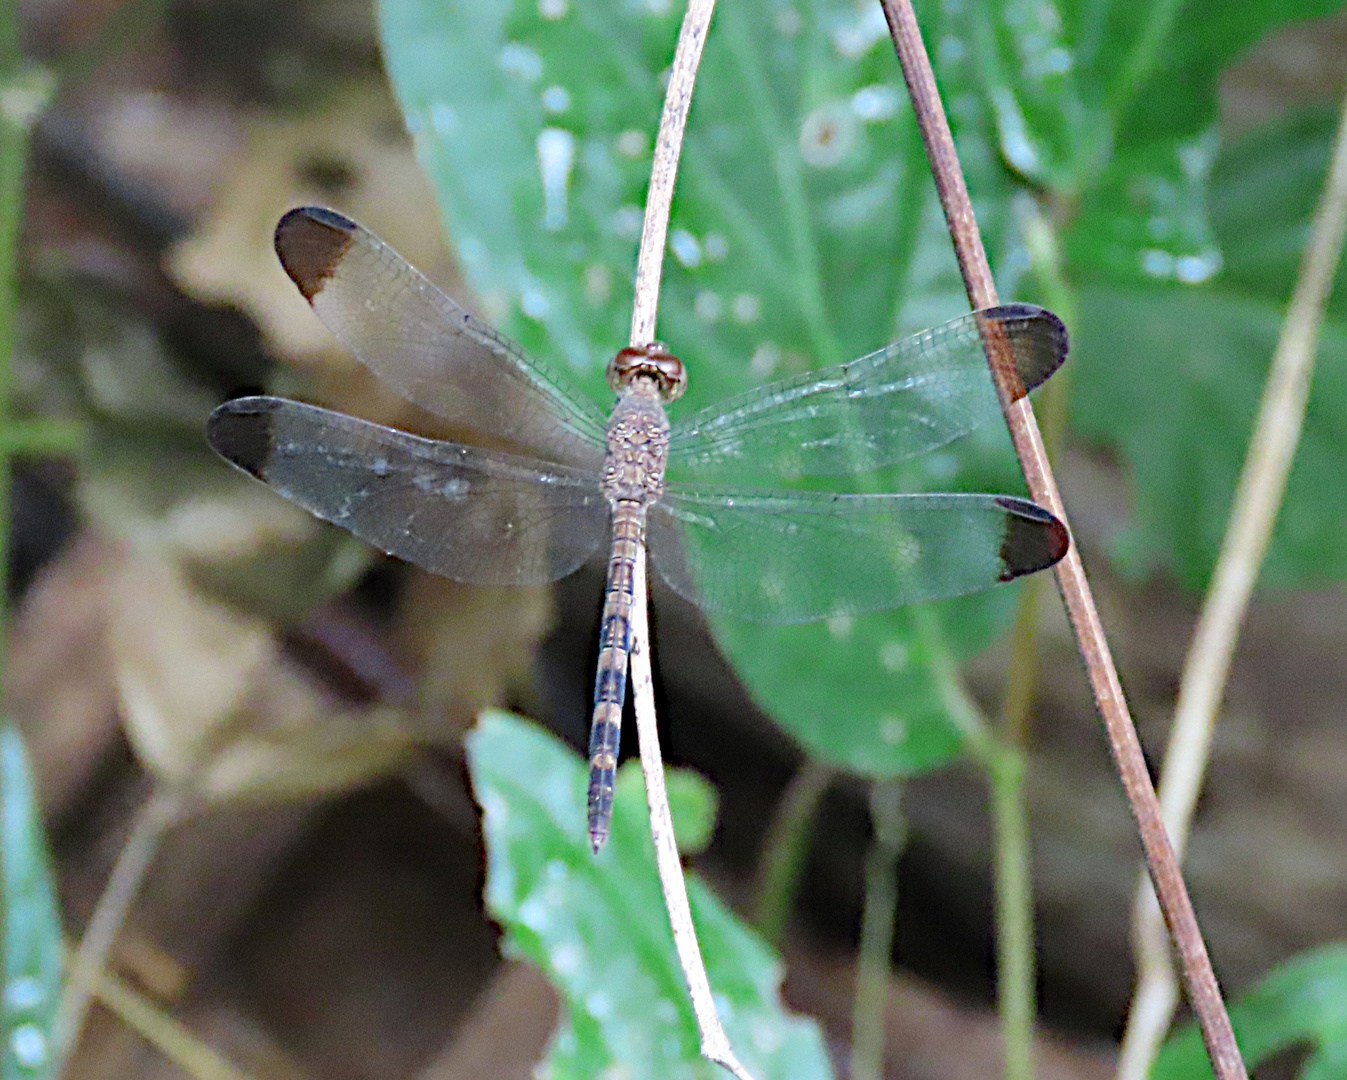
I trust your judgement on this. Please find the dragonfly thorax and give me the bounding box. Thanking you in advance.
[606,342,686,401]
[601,384,671,506]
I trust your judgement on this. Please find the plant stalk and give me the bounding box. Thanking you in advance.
[878,3,1247,1076]
[990,747,1034,1080]
[750,758,834,948]
[1118,82,1347,1080]
[849,778,905,1080]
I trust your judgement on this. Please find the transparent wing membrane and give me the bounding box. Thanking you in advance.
[207,209,1077,855]
[667,304,1066,483]
[274,207,608,468]
[207,397,609,585]
[649,487,1068,623]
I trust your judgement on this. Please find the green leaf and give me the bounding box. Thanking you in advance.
[1152,944,1347,1080]
[381,0,981,401]
[467,711,833,1080]
[1068,129,1222,287]
[1100,0,1345,150]
[1,724,62,1080]
[713,584,1016,775]
[1209,107,1346,319]
[1051,0,1342,286]
[650,767,718,857]
[961,0,1099,191]
[1071,108,1347,588]
[379,0,1074,777]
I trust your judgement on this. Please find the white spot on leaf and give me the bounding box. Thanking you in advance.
[584,263,611,304]
[4,977,43,1011]
[520,282,549,319]
[669,229,701,267]
[612,204,643,238]
[616,128,647,157]
[537,127,575,231]
[852,83,901,121]
[429,102,457,135]
[499,42,543,83]
[541,85,570,113]
[749,343,780,378]
[1177,251,1221,283]
[10,1025,46,1069]
[732,293,760,323]
[879,715,906,744]
[800,103,856,167]
[827,615,853,638]
[879,641,908,672]
[550,942,582,974]
[1141,248,1175,278]
[694,290,721,322]
[832,4,888,57]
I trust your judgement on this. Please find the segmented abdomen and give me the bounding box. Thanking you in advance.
[586,502,645,852]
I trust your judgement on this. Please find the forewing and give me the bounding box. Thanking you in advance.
[275,206,608,468]
[207,397,608,585]
[649,486,1068,623]
[667,304,1067,482]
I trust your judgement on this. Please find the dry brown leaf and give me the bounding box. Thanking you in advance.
[395,573,554,745]
[6,532,124,818]
[166,80,464,431]
[108,550,414,803]
[161,76,556,771]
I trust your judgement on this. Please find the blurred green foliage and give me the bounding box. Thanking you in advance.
[1075,106,1347,587]
[468,712,832,1079]
[1153,944,1347,1080]
[1,725,61,1080]
[382,2,1347,1070]
[380,0,1345,773]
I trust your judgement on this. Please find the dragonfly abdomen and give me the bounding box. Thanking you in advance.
[587,502,645,852]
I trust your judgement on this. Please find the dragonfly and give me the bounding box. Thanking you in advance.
[207,206,1071,851]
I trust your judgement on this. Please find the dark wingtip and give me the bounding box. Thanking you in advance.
[206,397,280,479]
[274,206,357,302]
[981,303,1070,392]
[995,496,1071,581]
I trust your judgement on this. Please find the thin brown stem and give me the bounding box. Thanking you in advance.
[999,198,1073,748]
[1117,84,1347,1080]
[54,786,187,1074]
[750,759,834,947]
[877,2,1247,1077]
[91,965,255,1080]
[623,1,750,1076]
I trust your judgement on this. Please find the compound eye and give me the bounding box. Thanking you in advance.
[605,349,636,393]
[656,355,687,402]
[606,343,687,400]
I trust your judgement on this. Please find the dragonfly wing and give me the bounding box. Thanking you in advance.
[648,485,1068,624]
[667,304,1066,482]
[208,397,608,585]
[275,206,608,469]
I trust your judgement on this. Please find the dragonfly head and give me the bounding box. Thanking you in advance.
[607,343,687,402]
